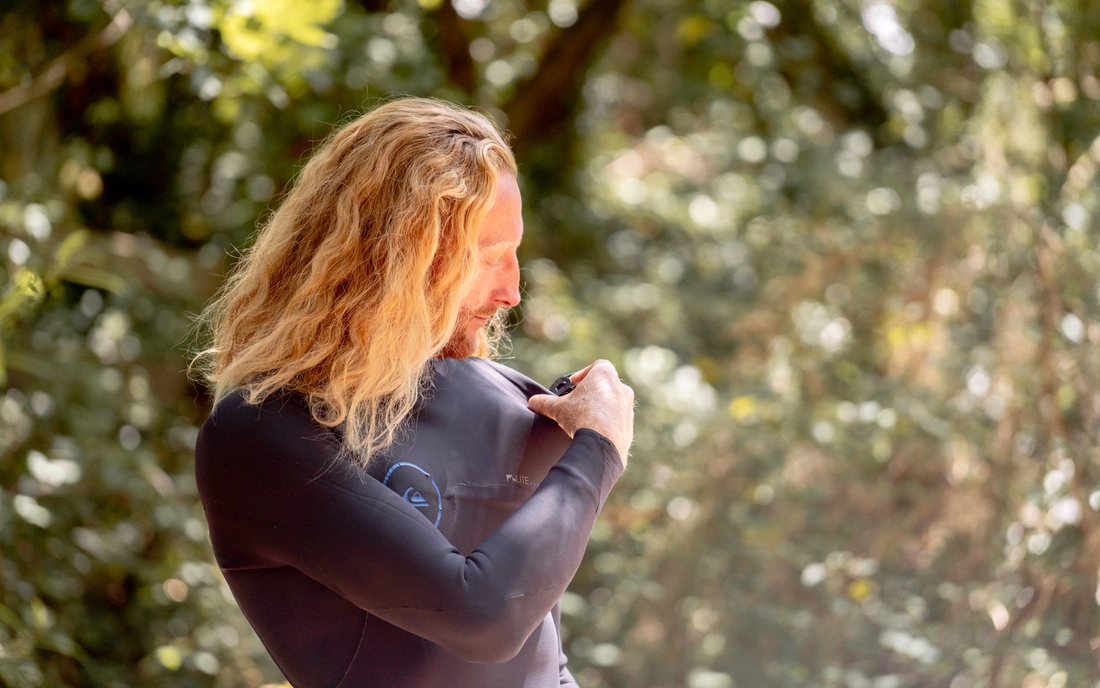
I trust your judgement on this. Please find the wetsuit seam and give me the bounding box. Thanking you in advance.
[453,480,535,491]
[364,581,566,613]
[334,612,370,688]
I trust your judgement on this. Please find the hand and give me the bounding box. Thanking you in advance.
[527,360,634,468]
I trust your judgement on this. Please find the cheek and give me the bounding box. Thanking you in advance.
[459,274,484,307]
[461,285,485,312]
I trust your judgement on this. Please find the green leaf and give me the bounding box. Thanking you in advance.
[0,269,46,331]
[56,264,130,295]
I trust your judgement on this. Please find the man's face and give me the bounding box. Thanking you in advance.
[441,173,523,358]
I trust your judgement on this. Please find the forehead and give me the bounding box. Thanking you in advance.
[478,174,523,248]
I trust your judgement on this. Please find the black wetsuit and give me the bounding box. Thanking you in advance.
[194,357,622,687]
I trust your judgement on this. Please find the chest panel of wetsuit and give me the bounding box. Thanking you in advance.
[367,358,573,555]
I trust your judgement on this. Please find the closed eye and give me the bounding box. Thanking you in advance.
[481,246,517,265]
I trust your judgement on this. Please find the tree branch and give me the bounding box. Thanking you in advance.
[433,0,477,95]
[502,0,631,152]
[771,0,889,134]
[355,0,476,94]
[0,5,132,118]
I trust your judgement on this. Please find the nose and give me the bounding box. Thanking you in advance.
[492,254,521,308]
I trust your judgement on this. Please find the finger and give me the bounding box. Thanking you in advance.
[578,360,620,389]
[569,361,598,383]
[575,360,617,388]
[591,359,618,376]
[527,393,559,418]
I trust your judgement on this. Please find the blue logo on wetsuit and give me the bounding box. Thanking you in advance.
[403,487,430,507]
[382,462,442,527]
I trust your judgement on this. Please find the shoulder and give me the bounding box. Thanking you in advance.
[196,389,339,476]
[200,388,315,439]
[477,359,550,399]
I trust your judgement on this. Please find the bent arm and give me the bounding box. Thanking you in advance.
[196,396,621,663]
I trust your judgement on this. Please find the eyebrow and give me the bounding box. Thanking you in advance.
[479,240,520,251]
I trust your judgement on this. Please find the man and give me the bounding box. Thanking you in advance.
[193,97,633,687]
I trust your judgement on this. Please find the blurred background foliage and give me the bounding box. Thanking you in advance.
[1,0,1099,685]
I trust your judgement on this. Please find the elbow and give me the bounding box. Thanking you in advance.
[449,642,525,664]
[439,612,530,663]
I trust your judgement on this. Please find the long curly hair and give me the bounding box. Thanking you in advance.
[192,98,517,467]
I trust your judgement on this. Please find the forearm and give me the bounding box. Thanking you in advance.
[360,430,620,660]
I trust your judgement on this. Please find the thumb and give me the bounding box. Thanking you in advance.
[527,393,558,417]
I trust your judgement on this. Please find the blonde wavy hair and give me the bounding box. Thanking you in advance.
[192,98,517,467]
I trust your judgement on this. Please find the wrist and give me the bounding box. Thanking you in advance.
[574,427,626,466]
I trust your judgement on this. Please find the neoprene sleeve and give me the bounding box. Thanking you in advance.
[195,357,622,687]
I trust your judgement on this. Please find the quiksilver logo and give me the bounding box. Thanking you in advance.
[382,462,442,527]
[403,487,430,508]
